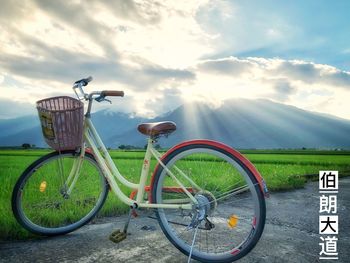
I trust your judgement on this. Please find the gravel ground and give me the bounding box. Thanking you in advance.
[1,177,349,263]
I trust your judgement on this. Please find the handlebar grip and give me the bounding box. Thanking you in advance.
[74,76,93,86]
[85,76,93,83]
[101,90,124,97]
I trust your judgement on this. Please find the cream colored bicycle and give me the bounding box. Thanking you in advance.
[12,77,268,262]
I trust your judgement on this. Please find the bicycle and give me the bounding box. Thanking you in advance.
[12,77,269,262]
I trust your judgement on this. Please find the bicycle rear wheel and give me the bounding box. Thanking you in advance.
[12,150,108,236]
[151,142,266,262]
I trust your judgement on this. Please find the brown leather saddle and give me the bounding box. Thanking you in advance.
[137,121,176,138]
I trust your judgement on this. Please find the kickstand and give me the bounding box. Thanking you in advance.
[187,224,199,263]
[109,204,137,243]
[123,207,133,233]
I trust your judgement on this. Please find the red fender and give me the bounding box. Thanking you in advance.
[149,140,269,202]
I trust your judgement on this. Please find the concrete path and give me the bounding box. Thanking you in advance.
[1,178,349,262]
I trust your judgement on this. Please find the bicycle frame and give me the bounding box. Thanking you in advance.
[67,116,199,210]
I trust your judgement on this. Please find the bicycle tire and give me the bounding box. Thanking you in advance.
[12,150,109,236]
[151,141,266,262]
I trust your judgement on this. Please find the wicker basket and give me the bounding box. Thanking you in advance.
[36,96,84,151]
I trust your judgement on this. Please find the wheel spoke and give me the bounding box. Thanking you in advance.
[153,146,265,261]
[14,151,107,235]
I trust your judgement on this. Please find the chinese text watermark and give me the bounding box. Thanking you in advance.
[319,171,339,260]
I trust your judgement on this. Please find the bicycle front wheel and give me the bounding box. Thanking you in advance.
[151,142,266,262]
[12,150,109,236]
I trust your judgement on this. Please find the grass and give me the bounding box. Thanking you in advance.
[0,148,349,240]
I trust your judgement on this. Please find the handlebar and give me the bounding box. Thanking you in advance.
[72,76,124,101]
[72,76,124,116]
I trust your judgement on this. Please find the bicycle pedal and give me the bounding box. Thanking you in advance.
[109,229,127,243]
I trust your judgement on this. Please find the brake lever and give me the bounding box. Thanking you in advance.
[95,96,112,104]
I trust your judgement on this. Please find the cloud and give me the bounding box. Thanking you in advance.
[271,79,296,101]
[0,1,201,93]
[197,57,254,75]
[0,50,194,88]
[95,0,162,25]
[274,60,320,83]
[0,1,32,22]
[32,0,120,57]
[2,53,350,119]
[0,1,350,120]
[0,98,35,119]
[197,57,350,90]
[272,60,350,88]
[283,61,350,89]
[196,0,299,58]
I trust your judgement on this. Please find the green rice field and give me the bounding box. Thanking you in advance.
[0,149,349,240]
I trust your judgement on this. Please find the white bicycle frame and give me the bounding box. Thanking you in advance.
[66,116,201,210]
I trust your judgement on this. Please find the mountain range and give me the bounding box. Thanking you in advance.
[1,99,350,149]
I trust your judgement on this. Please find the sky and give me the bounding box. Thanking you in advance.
[1,0,350,119]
